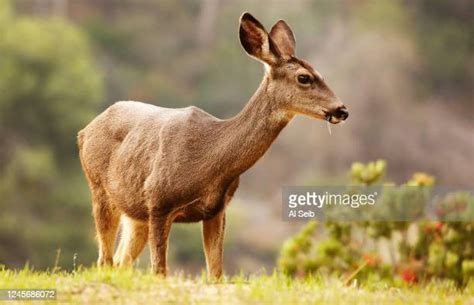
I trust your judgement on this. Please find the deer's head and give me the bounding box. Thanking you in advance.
[239,13,348,124]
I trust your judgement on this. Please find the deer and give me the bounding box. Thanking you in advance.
[78,12,348,279]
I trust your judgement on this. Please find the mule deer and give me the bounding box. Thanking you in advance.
[78,12,348,278]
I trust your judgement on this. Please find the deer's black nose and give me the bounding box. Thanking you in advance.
[334,106,349,120]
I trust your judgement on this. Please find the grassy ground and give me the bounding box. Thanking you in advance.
[0,267,472,304]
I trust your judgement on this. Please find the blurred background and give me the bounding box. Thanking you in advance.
[0,0,472,274]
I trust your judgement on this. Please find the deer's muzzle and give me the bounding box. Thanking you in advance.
[326,105,349,124]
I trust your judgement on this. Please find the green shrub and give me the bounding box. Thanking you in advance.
[278,160,474,286]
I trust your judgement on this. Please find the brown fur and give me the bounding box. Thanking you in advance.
[78,12,348,278]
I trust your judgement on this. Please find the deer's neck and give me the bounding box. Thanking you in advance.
[215,77,292,178]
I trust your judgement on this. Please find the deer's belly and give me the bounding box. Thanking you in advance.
[173,196,226,223]
[172,178,239,222]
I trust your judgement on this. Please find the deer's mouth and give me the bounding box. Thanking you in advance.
[323,107,348,124]
[298,107,348,124]
[323,112,343,124]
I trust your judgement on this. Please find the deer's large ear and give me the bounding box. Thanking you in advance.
[239,12,280,65]
[269,20,295,58]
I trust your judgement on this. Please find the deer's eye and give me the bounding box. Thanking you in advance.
[297,74,312,85]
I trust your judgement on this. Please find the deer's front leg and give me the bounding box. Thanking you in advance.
[148,210,173,275]
[202,210,226,279]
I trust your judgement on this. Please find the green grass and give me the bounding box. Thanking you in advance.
[0,267,472,304]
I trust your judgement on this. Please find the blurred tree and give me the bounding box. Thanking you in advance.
[410,0,473,99]
[0,0,103,268]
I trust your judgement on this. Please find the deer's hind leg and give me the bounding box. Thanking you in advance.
[114,216,149,267]
[91,186,121,267]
